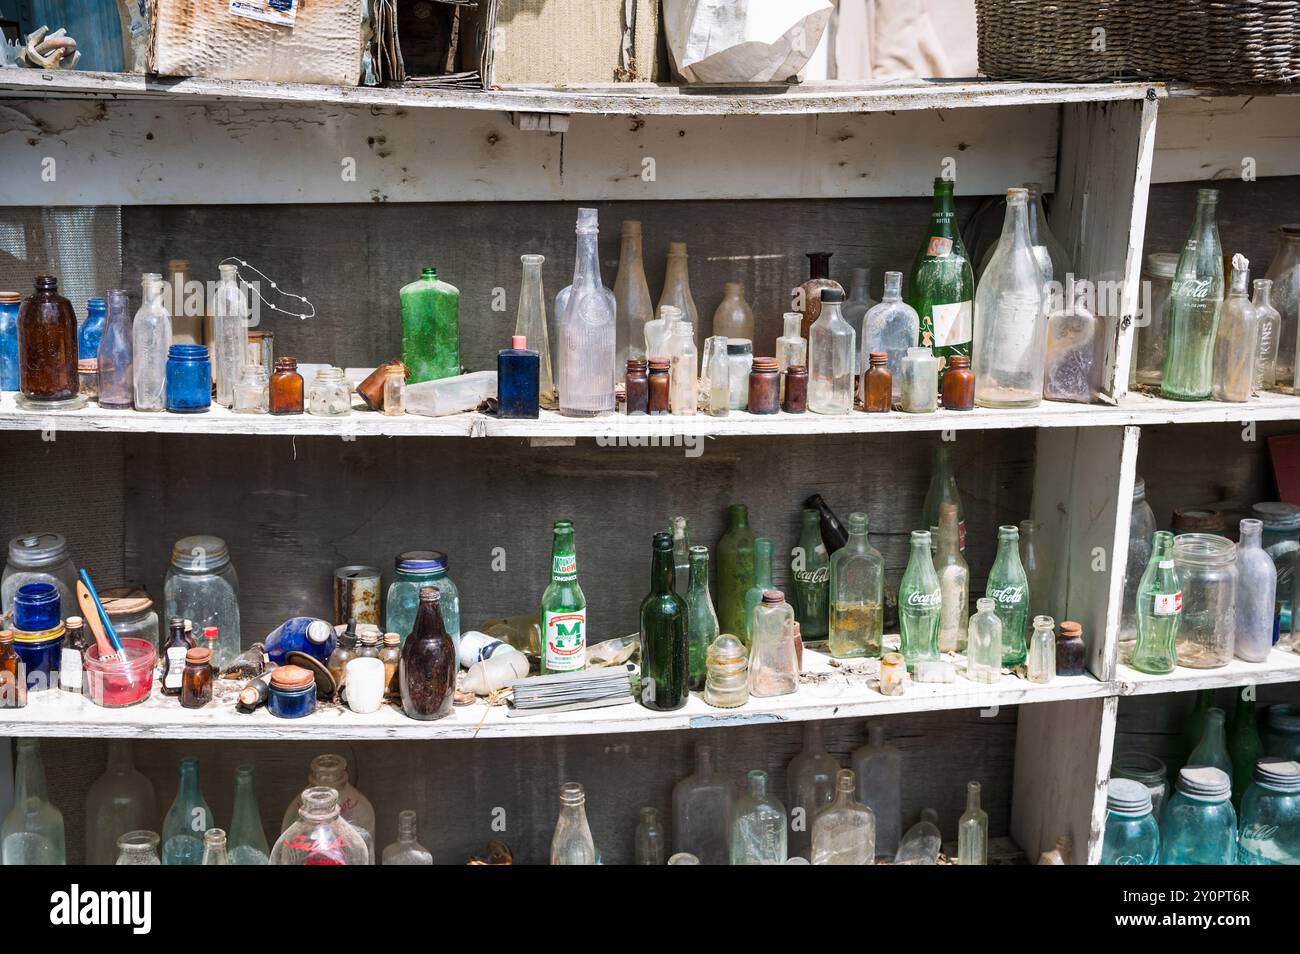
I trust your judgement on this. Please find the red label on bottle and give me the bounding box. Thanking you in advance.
[927,236,954,256]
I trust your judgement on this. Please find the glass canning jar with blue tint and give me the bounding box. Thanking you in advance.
[385,550,460,651]
[1111,751,1170,819]
[165,344,211,413]
[1238,757,1300,864]
[0,290,21,390]
[1101,778,1159,864]
[79,297,106,360]
[1264,704,1300,760]
[1159,766,1236,864]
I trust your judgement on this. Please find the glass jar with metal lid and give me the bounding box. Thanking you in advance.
[1110,751,1169,818]
[384,550,460,651]
[163,535,240,672]
[1239,757,1300,865]
[1264,704,1300,761]
[2,532,77,617]
[100,585,161,653]
[1172,533,1237,669]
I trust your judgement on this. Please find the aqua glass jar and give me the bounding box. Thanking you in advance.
[165,344,212,413]
[1264,704,1300,760]
[1252,501,1300,637]
[1101,778,1159,864]
[385,550,460,651]
[1111,751,1170,819]
[163,535,240,672]
[1172,533,1237,669]
[1238,757,1300,865]
[1159,766,1236,864]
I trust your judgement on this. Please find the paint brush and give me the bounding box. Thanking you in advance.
[75,580,117,660]
[78,569,130,683]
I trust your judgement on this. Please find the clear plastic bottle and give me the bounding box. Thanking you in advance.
[634,807,666,865]
[131,272,172,412]
[730,769,787,865]
[281,754,376,863]
[1253,278,1281,391]
[1,739,65,864]
[556,208,617,416]
[515,254,555,406]
[84,739,157,865]
[807,288,856,414]
[861,271,919,403]
[671,742,733,865]
[828,512,884,659]
[613,222,653,368]
[1212,254,1259,403]
[711,281,753,341]
[786,722,840,859]
[382,809,433,865]
[957,780,988,865]
[851,722,901,856]
[1160,766,1236,864]
[895,808,942,864]
[811,769,875,865]
[748,590,798,698]
[212,263,247,407]
[1026,614,1056,683]
[965,597,1003,684]
[1101,778,1159,864]
[271,786,370,866]
[550,781,598,865]
[1235,518,1277,662]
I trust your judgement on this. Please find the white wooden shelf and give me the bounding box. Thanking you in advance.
[1116,646,1300,697]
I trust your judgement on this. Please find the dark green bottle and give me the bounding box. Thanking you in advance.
[908,177,975,386]
[716,504,756,642]
[1228,689,1263,808]
[639,532,688,711]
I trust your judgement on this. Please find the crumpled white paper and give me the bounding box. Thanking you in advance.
[663,0,832,84]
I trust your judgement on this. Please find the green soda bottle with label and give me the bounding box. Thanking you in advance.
[908,176,974,389]
[541,520,587,674]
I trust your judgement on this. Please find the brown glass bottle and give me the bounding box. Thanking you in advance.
[180,647,213,708]
[941,354,975,410]
[0,630,27,709]
[269,356,305,415]
[625,358,649,415]
[748,357,780,414]
[864,352,893,412]
[160,617,195,697]
[399,586,457,721]
[18,275,79,401]
[798,253,844,337]
[648,358,670,415]
[783,364,808,413]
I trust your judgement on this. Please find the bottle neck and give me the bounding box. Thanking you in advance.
[1002,196,1032,252]
[930,181,957,236]
[177,759,200,799]
[664,253,690,288]
[937,509,960,555]
[727,506,749,532]
[748,772,768,799]
[696,745,714,775]
[652,544,675,593]
[803,721,824,752]
[415,594,447,639]
[753,540,773,587]
[14,742,47,804]
[107,739,133,772]
[551,529,577,582]
[397,810,418,842]
[688,548,710,592]
[573,229,602,288]
[1252,280,1272,308]
[782,313,802,339]
[882,272,903,302]
[820,300,844,323]
[966,782,981,812]
[618,230,643,268]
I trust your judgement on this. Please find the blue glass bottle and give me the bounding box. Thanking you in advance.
[161,757,214,865]
[1101,778,1159,864]
[264,617,337,665]
[79,297,106,360]
[0,291,19,391]
[498,334,540,419]
[385,550,460,651]
[1238,757,1300,864]
[165,344,211,413]
[1159,766,1236,864]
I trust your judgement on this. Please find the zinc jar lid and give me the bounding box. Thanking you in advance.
[1176,765,1231,800]
[1250,501,1300,530]
[1106,778,1152,816]
[1254,757,1300,792]
[7,532,69,569]
[170,536,230,572]
[271,665,315,691]
[396,549,447,574]
[1267,703,1300,734]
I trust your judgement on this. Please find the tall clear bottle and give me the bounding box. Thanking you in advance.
[987,524,1030,666]
[842,267,876,374]
[786,722,840,859]
[228,764,269,864]
[899,530,942,670]
[910,176,975,384]
[84,739,157,865]
[639,531,689,711]
[634,807,666,865]
[1253,278,1281,391]
[957,781,988,865]
[742,538,774,643]
[671,742,733,865]
[550,782,598,865]
[775,311,807,400]
[541,520,587,674]
[668,320,698,414]
[1019,519,1052,622]
[1261,224,1299,388]
[965,597,1003,683]
[515,254,555,407]
[862,271,920,403]
[934,503,969,653]
[811,768,875,865]
[162,757,213,865]
[730,769,787,865]
[808,288,856,414]
[1,739,65,864]
[711,281,754,341]
[828,512,884,659]
[851,722,901,856]
[1131,531,1182,674]
[132,272,172,411]
[748,591,798,697]
[1027,614,1056,683]
[976,182,1071,283]
[613,221,654,367]
[716,504,756,641]
[922,445,965,551]
[557,208,617,416]
[96,288,133,409]
[685,545,719,692]
[792,508,830,640]
[1234,519,1276,663]
[657,242,700,350]
[382,810,433,865]
[212,263,247,407]
[1162,188,1225,400]
[281,753,376,862]
[1211,254,1260,403]
[670,516,691,596]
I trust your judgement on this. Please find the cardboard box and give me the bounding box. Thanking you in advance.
[486,0,659,86]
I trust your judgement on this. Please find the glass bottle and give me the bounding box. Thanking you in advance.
[640,531,688,711]
[748,591,798,697]
[786,722,840,859]
[1136,252,1179,386]
[221,764,269,865]
[382,809,433,865]
[0,629,24,709]
[281,754,375,861]
[716,504,756,642]
[269,356,304,414]
[1112,752,1170,819]
[1253,278,1281,391]
[272,786,370,866]
[895,808,942,864]
[776,311,807,401]
[514,254,554,406]
[987,525,1030,666]
[328,619,359,692]
[115,830,161,865]
[1187,707,1233,783]
[78,296,105,360]
[1239,758,1300,865]
[613,222,654,369]
[17,275,81,408]
[797,252,843,337]
[935,502,969,653]
[0,290,16,392]
[164,535,240,672]
[233,364,269,414]
[1019,519,1051,623]
[792,509,830,641]
[711,281,754,342]
[1261,225,1299,389]
[726,338,753,410]
[828,512,884,659]
[1177,690,1215,775]
[129,273,171,412]
[730,769,787,865]
[382,367,405,415]
[304,366,349,416]
[400,585,457,721]
[862,271,919,404]
[808,288,855,414]
[557,209,617,416]
[685,545,719,692]
[657,242,700,351]
[201,828,229,865]
[957,781,988,865]
[634,807,666,865]
[1026,614,1056,683]
[84,740,157,865]
[811,768,875,865]
[380,632,402,698]
[644,304,681,361]
[900,347,939,412]
[1,739,65,864]
[1160,766,1236,864]
[1211,254,1259,402]
[966,597,1003,683]
[742,538,774,643]
[159,616,192,697]
[384,550,460,650]
[1101,778,1159,864]
[161,757,213,865]
[672,743,733,865]
[1229,690,1263,809]
[211,263,247,407]
[699,334,729,416]
[1043,279,1100,403]
[550,782,597,865]
[1236,518,1276,663]
[671,516,691,595]
[910,176,975,385]
[922,445,965,551]
[842,268,876,373]
[668,321,697,415]
[95,288,133,409]
[1162,189,1224,400]
[1173,533,1237,669]
[899,530,942,671]
[806,493,849,554]
[863,351,892,411]
[1121,477,1158,647]
[497,334,540,419]
[852,723,901,857]
[541,520,587,674]
[400,266,460,384]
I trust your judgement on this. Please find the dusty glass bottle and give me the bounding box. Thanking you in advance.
[1253,278,1281,391]
[131,273,172,412]
[0,290,16,391]
[672,743,733,865]
[712,281,753,341]
[1236,518,1276,663]
[811,768,875,865]
[228,763,269,865]
[862,271,919,403]
[1162,189,1224,400]
[96,288,133,409]
[271,787,370,866]
[281,754,375,861]
[644,304,681,362]
[852,723,901,857]
[1262,224,1300,388]
[17,275,81,408]
[792,508,830,641]
[786,722,840,859]
[1043,279,1100,403]
[987,525,1030,666]
[957,781,988,865]
[84,739,158,865]
[829,512,884,658]
[699,335,730,416]
[541,520,587,674]
[923,445,965,551]
[742,538,774,644]
[161,757,213,865]
[211,263,247,407]
[115,830,161,865]
[383,810,433,865]
[1019,519,1051,622]
[730,769,787,865]
[1187,707,1233,782]
[657,242,700,351]
[613,221,654,369]
[842,267,876,374]
[899,530,942,671]
[895,808,942,864]
[1101,778,1159,864]
[668,320,698,415]
[797,252,843,337]
[966,597,1003,683]
[776,311,806,401]
[685,546,719,692]
[1,739,66,864]
[399,586,457,721]
[640,532,688,711]
[863,351,892,411]
[900,347,939,412]
[1027,615,1056,683]
[910,177,975,384]
[201,828,228,865]
[269,356,304,414]
[401,266,460,384]
[1212,254,1260,403]
[749,591,798,697]
[1160,766,1236,864]
[633,807,665,865]
[716,504,756,642]
[550,782,597,865]
[935,502,969,653]
[557,209,617,415]
[808,288,856,414]
[514,254,554,406]
[79,296,105,360]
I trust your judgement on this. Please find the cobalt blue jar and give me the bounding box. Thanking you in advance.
[497,334,540,419]
[79,297,106,360]
[0,290,19,391]
[13,581,60,632]
[1159,765,1236,864]
[265,617,337,666]
[1101,778,1159,864]
[267,665,317,719]
[165,344,211,413]
[13,623,65,692]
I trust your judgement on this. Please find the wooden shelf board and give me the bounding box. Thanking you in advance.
[1116,646,1300,696]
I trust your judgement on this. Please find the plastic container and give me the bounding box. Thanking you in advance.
[13,581,60,631]
[165,343,212,413]
[12,623,65,692]
[404,371,496,417]
[268,666,318,719]
[3,532,77,617]
[84,638,156,707]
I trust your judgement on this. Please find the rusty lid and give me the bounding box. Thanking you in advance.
[185,647,211,665]
[101,585,154,617]
[1060,621,1082,638]
[751,357,779,371]
[0,291,19,303]
[383,632,400,646]
[0,629,12,644]
[270,665,315,691]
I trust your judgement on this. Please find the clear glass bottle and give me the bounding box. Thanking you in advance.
[851,722,901,856]
[272,786,370,866]
[1261,224,1299,388]
[550,781,597,865]
[1101,778,1159,864]
[131,272,172,412]
[899,530,942,671]
[162,757,213,865]
[987,524,1030,666]
[212,263,247,407]
[862,271,919,403]
[742,537,774,644]
[557,208,617,416]
[634,807,666,865]
[227,764,269,865]
[1211,254,1259,403]
[1,739,65,864]
[899,347,939,412]
[974,188,1047,408]
[1236,518,1277,663]
[1253,278,1281,391]
[895,807,942,864]
[726,339,753,410]
[515,254,555,406]
[1162,189,1225,400]
[923,445,965,551]
[115,830,161,865]
[1026,614,1056,683]
[775,311,807,401]
[934,503,969,653]
[957,780,988,865]
[96,288,133,409]
[84,739,157,865]
[644,304,681,362]
[201,828,229,865]
[657,242,700,351]
[685,545,719,692]
[716,504,756,641]
[829,512,884,659]
[306,366,352,416]
[613,222,654,370]
[382,366,405,415]
[232,364,269,414]
[672,743,733,865]
[977,182,1071,283]
[668,320,697,415]
[699,334,730,416]
[712,281,753,342]
[1131,531,1182,674]
[163,534,240,672]
[1160,766,1236,864]
[786,722,840,859]
[808,288,856,414]
[748,590,798,697]
[1173,533,1237,669]
[965,597,1003,683]
[842,268,876,374]
[730,769,786,865]
[792,508,830,641]
[1121,476,1157,646]
[382,809,433,865]
[1043,279,1100,403]
[811,768,875,865]
[1187,707,1233,780]
[1239,757,1300,865]
[281,754,375,862]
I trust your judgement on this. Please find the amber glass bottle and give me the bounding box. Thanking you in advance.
[648,358,671,414]
[0,630,27,708]
[180,647,213,708]
[942,354,975,410]
[160,617,195,697]
[399,586,457,721]
[18,275,79,402]
[269,357,305,415]
[864,352,892,412]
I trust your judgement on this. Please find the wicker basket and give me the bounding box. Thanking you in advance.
[975,0,1300,84]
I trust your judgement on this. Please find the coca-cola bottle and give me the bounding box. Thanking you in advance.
[986,525,1030,666]
[899,530,941,670]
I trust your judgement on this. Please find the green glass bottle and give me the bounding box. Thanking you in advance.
[228,764,269,865]
[400,266,460,384]
[899,530,942,670]
[792,509,830,640]
[639,532,688,711]
[1131,531,1182,675]
[541,520,587,674]
[828,512,884,658]
[1228,690,1263,808]
[742,538,775,644]
[1176,689,1214,776]
[986,525,1029,666]
[1161,189,1224,400]
[685,545,719,691]
[908,176,974,387]
[716,504,756,643]
[1187,707,1233,782]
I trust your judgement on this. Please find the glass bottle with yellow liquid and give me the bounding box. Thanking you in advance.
[828,512,884,658]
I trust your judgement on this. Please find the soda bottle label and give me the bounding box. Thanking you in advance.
[927,236,953,256]
[930,300,972,347]
[905,588,941,608]
[552,554,577,581]
[543,609,586,671]
[989,584,1025,605]
[1153,591,1182,616]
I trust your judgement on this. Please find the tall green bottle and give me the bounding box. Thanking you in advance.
[1228,690,1263,808]
[685,546,719,691]
[1161,189,1224,400]
[541,520,587,674]
[743,538,775,644]
[716,505,756,643]
[908,176,975,386]
[400,266,460,384]
[792,508,830,640]
[639,532,688,711]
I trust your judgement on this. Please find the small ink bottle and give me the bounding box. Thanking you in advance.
[497,334,540,419]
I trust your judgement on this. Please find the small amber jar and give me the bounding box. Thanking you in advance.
[648,358,671,415]
[625,358,649,415]
[748,357,780,414]
[864,352,893,412]
[941,354,975,410]
[180,647,213,709]
[269,356,304,415]
[782,364,808,413]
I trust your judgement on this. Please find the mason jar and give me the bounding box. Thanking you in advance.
[1238,757,1300,865]
[164,535,240,671]
[1264,704,1300,761]
[306,367,352,417]
[2,532,78,618]
[1110,751,1169,819]
[1135,252,1178,386]
[384,550,460,652]
[1172,533,1237,668]
[1252,501,1300,639]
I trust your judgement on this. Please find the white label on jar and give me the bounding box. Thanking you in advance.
[165,646,187,689]
[60,648,82,691]
[1154,591,1182,616]
[931,300,972,347]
